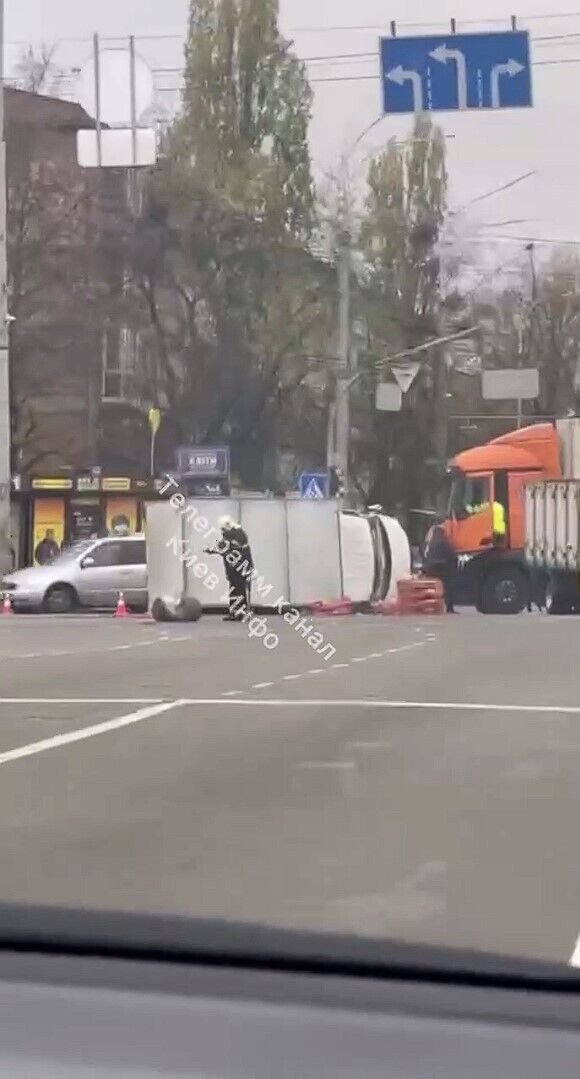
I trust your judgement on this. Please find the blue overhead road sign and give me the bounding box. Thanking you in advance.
[380,31,532,115]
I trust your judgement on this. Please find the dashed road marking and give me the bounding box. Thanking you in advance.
[296,760,356,771]
[253,682,274,690]
[350,740,392,750]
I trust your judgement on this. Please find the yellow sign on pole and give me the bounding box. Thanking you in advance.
[148,407,161,435]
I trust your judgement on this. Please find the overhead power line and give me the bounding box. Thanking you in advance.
[285,11,580,33]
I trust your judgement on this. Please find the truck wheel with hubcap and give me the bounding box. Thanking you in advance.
[480,566,528,615]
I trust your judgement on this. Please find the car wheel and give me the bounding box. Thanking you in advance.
[43,584,78,614]
[481,567,528,615]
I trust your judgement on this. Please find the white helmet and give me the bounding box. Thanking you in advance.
[218,515,237,531]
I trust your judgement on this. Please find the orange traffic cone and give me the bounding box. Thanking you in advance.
[1,592,13,616]
[114,592,129,618]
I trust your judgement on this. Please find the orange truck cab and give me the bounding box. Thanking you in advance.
[437,422,567,614]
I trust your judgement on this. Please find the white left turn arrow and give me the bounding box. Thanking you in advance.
[386,65,424,112]
[429,43,468,109]
[490,59,525,108]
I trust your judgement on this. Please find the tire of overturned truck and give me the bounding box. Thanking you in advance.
[545,575,579,616]
[479,566,529,615]
[151,598,203,623]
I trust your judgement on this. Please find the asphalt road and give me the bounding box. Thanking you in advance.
[0,608,579,965]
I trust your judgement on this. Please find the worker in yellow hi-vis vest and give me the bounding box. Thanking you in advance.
[492,501,507,546]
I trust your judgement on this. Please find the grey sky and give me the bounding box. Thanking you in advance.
[6,1,580,257]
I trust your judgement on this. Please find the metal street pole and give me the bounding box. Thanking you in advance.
[333,235,351,490]
[0,0,11,573]
[524,241,537,429]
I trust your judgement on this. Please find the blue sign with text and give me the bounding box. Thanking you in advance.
[175,446,230,479]
[380,31,532,114]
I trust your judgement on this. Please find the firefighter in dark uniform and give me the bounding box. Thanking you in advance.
[423,524,458,614]
[206,516,254,621]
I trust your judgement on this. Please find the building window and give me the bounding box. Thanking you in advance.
[102,325,138,402]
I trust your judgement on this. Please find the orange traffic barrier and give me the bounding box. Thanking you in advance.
[397,577,446,616]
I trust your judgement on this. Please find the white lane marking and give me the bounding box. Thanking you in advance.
[369,653,383,659]
[222,690,243,698]
[297,761,356,771]
[308,668,325,675]
[282,674,303,681]
[7,636,182,660]
[0,700,186,768]
[352,657,368,664]
[0,698,163,705]
[178,699,580,715]
[253,682,274,690]
[387,643,425,655]
[569,935,580,967]
[331,663,349,670]
[350,740,392,750]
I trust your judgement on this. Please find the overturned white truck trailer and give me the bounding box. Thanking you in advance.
[146,498,411,614]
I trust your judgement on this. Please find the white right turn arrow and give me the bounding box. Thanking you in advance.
[490,59,525,108]
[386,65,424,112]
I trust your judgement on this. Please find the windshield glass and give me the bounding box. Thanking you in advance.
[449,474,492,521]
[0,0,579,975]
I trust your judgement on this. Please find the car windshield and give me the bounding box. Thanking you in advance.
[0,0,578,977]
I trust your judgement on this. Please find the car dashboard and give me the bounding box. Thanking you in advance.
[1,907,580,1078]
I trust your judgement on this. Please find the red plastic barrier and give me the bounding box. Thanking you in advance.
[308,598,354,616]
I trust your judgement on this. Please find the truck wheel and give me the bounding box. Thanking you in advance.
[546,580,575,616]
[481,567,528,615]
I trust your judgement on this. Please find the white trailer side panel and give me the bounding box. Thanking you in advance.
[524,481,580,570]
[240,501,289,603]
[556,418,580,479]
[287,500,343,606]
[145,501,186,606]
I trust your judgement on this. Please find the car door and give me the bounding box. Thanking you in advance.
[77,541,126,607]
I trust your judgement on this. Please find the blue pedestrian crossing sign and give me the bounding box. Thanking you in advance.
[380,30,532,115]
[299,473,329,499]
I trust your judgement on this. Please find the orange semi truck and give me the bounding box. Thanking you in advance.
[437,418,580,614]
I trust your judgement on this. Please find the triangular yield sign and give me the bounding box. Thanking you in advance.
[304,478,324,499]
[390,361,420,394]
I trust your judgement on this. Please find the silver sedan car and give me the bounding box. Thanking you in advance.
[1,535,147,614]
